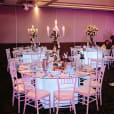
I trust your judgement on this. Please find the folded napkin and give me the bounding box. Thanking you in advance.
[18,67,25,71]
[76,71,90,76]
[19,65,29,69]
[19,70,32,73]
[35,72,45,77]
[48,75,55,78]
[83,67,94,72]
[60,73,69,77]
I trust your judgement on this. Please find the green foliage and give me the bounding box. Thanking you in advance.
[89,36,95,46]
[50,30,60,50]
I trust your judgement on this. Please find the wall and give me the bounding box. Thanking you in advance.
[0,6,114,43]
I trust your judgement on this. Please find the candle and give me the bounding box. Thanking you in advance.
[36,28,38,32]
[28,28,30,32]
[62,26,65,37]
[58,42,60,48]
[39,42,40,46]
[55,19,57,26]
[32,25,34,28]
[55,25,58,37]
[47,26,50,36]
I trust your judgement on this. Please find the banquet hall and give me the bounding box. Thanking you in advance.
[0,0,114,114]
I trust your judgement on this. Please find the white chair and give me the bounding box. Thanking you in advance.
[102,49,111,57]
[71,47,76,57]
[21,73,51,114]
[104,56,113,68]
[84,64,106,106]
[9,59,25,113]
[13,50,22,58]
[6,48,11,71]
[53,76,77,114]
[112,46,114,57]
[76,75,99,114]
[88,58,105,75]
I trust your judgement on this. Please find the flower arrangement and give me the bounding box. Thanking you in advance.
[47,20,65,65]
[49,26,61,65]
[85,25,98,46]
[50,30,60,51]
[28,25,38,47]
[51,50,57,62]
[47,20,65,51]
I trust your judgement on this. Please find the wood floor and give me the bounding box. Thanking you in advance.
[0,65,114,114]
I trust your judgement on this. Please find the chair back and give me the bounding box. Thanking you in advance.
[71,47,76,56]
[112,47,114,57]
[103,49,111,56]
[21,73,34,94]
[9,59,20,91]
[6,48,11,60]
[97,64,106,87]
[57,76,77,99]
[6,48,11,71]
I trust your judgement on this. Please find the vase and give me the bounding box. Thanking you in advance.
[31,43,37,52]
[56,50,60,59]
[89,36,95,46]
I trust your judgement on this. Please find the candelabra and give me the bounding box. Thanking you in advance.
[47,19,65,50]
[47,20,65,64]
[28,25,38,48]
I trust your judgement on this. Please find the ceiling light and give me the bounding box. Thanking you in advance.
[24,4,29,11]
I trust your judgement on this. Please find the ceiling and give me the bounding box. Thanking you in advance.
[1,0,114,11]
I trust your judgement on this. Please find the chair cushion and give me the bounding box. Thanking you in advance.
[76,86,96,96]
[84,80,101,87]
[54,90,74,101]
[18,78,23,84]
[14,84,24,92]
[27,89,50,100]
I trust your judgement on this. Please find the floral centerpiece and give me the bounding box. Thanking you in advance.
[28,25,38,48]
[50,28,60,51]
[49,25,61,66]
[50,48,58,66]
[47,20,65,65]
[85,25,98,47]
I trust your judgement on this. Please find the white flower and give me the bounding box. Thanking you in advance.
[28,25,38,38]
[85,25,98,37]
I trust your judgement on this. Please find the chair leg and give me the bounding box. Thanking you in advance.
[56,101,59,114]
[12,91,15,106]
[82,96,85,104]
[36,100,39,114]
[96,94,99,111]
[108,61,110,69]
[70,101,72,112]
[100,89,102,106]
[53,96,55,112]
[23,98,27,114]
[97,89,100,99]
[73,99,76,114]
[7,65,9,72]
[49,95,51,114]
[86,97,89,114]
[18,95,20,113]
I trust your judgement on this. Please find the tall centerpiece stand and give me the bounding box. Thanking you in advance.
[47,19,65,66]
[28,25,38,51]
